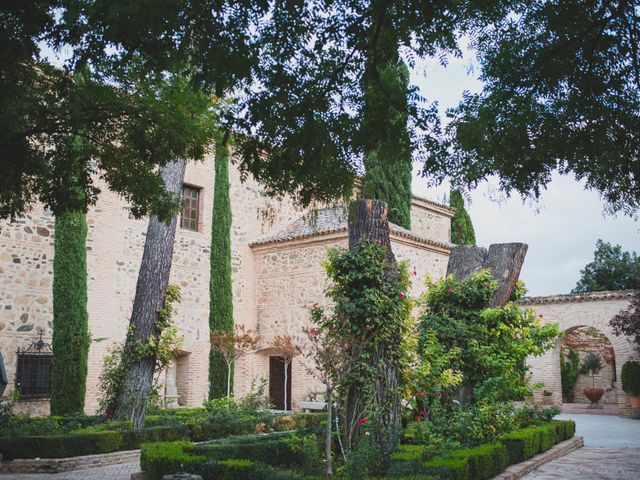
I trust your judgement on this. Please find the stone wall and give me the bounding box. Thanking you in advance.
[243,232,451,409]
[521,291,639,417]
[0,150,453,414]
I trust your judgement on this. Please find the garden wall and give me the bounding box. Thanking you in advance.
[521,290,639,417]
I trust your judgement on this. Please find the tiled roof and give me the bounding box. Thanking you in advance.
[518,289,637,305]
[250,206,452,250]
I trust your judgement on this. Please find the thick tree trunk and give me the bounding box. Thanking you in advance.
[346,198,401,464]
[446,242,528,307]
[348,199,399,281]
[113,158,186,429]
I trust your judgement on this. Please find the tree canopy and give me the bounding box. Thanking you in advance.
[572,240,640,293]
[437,0,640,217]
[1,3,217,220]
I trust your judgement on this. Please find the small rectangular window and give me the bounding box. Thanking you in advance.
[180,186,200,231]
[16,354,52,399]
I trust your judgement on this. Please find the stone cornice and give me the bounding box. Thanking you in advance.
[411,195,456,217]
[518,289,637,305]
[249,224,452,254]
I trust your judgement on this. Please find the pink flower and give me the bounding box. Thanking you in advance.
[419,410,425,415]
[312,303,318,310]
[309,327,318,336]
[415,416,423,422]
[413,270,417,276]
[418,391,425,397]
[399,292,405,299]
[357,417,368,427]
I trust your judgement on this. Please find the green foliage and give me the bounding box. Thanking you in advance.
[320,240,412,454]
[418,270,560,403]
[610,291,640,352]
[560,347,580,402]
[51,208,89,415]
[580,353,604,377]
[389,420,575,479]
[342,437,386,479]
[449,189,476,245]
[361,14,412,229]
[440,2,640,217]
[209,133,234,399]
[97,286,183,417]
[499,421,574,465]
[621,361,640,396]
[572,240,640,293]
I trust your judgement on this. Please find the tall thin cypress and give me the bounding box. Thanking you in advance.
[209,133,234,399]
[50,68,91,415]
[449,188,476,245]
[361,2,412,230]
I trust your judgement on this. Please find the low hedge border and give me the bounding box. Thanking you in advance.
[141,440,310,480]
[387,420,575,480]
[0,413,326,461]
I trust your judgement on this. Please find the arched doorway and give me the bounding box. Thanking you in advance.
[521,291,638,418]
[559,326,617,410]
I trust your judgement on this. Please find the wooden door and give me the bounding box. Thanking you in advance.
[269,356,292,410]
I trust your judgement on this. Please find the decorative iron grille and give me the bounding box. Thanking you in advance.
[15,330,53,399]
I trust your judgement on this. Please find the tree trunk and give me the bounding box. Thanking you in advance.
[326,387,333,478]
[113,158,186,429]
[284,360,289,412]
[346,198,401,464]
[446,242,528,307]
[348,199,398,281]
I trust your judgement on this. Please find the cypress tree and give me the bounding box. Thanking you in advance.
[209,133,234,399]
[50,68,91,415]
[449,188,476,245]
[51,209,89,415]
[361,1,412,230]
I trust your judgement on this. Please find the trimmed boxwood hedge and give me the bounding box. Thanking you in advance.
[387,420,576,480]
[0,418,255,460]
[140,441,307,480]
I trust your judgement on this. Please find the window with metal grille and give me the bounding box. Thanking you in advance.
[180,186,200,231]
[15,331,53,399]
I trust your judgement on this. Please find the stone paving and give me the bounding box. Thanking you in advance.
[520,447,640,480]
[0,462,139,480]
[522,413,640,480]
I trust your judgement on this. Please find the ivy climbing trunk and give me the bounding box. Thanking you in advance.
[113,158,186,429]
[51,209,89,415]
[209,134,234,399]
[347,198,401,465]
[360,0,412,230]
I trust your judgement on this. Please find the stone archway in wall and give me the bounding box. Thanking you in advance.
[560,326,617,406]
[525,299,637,418]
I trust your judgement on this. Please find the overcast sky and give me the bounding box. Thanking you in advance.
[408,46,639,296]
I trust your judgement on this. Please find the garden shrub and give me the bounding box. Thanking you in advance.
[448,443,508,480]
[499,421,572,465]
[421,456,469,480]
[621,361,640,395]
[0,431,123,460]
[140,441,308,480]
[140,441,206,480]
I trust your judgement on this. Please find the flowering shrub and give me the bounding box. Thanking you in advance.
[417,270,560,403]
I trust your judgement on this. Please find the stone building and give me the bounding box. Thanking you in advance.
[521,290,639,418]
[0,153,454,415]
